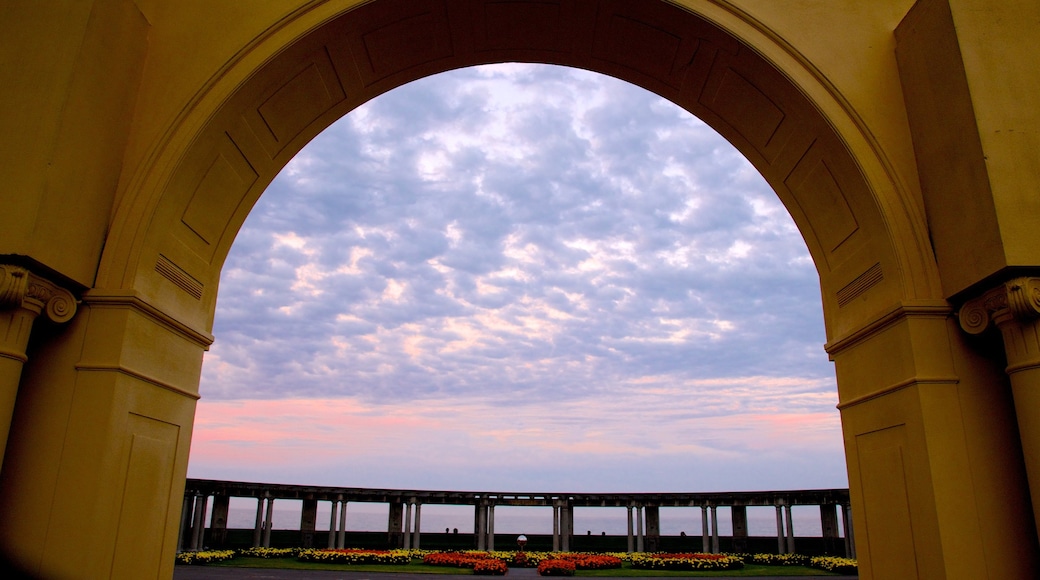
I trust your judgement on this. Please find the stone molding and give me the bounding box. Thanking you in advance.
[959,277,1040,335]
[0,264,77,323]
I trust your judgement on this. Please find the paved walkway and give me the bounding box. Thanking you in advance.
[174,567,857,580]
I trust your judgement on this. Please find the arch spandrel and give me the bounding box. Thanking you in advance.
[110,0,935,344]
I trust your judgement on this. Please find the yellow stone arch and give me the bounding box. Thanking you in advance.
[1,1,1038,577]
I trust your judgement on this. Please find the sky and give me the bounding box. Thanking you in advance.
[186,63,848,507]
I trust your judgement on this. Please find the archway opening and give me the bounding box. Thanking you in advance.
[186,63,847,540]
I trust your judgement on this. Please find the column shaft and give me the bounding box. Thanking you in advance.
[476,504,487,551]
[710,506,718,554]
[254,498,264,548]
[775,506,785,554]
[784,504,795,554]
[403,503,412,549]
[701,506,709,553]
[626,506,634,553]
[337,501,347,549]
[328,501,338,549]
[190,495,204,551]
[635,506,644,553]
[412,504,422,550]
[178,495,193,552]
[263,497,274,547]
[552,505,560,552]
[487,505,495,551]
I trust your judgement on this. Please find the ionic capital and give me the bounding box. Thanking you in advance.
[0,264,77,323]
[959,277,1040,335]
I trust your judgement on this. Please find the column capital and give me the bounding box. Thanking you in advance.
[959,276,1040,335]
[0,264,77,323]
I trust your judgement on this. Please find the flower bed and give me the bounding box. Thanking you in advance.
[473,559,509,575]
[630,552,743,571]
[297,548,410,564]
[810,556,858,574]
[175,550,235,565]
[237,547,298,558]
[739,553,809,566]
[537,559,576,576]
[423,551,498,568]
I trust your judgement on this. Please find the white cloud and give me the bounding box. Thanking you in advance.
[193,64,844,493]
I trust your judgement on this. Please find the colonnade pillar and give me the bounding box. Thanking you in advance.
[820,504,840,556]
[841,504,855,558]
[210,495,230,549]
[412,503,422,549]
[701,506,710,553]
[0,264,76,470]
[263,497,275,547]
[341,501,349,548]
[710,506,719,554]
[327,499,349,549]
[179,495,194,552]
[487,504,495,551]
[552,504,560,552]
[475,502,486,550]
[254,498,265,547]
[635,506,644,552]
[188,494,208,551]
[626,505,634,553]
[300,499,317,548]
[551,501,572,552]
[784,504,795,554]
[961,276,1040,536]
[403,502,412,549]
[731,505,748,553]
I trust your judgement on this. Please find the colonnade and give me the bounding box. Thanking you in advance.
[181,480,851,556]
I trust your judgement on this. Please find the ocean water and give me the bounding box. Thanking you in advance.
[214,499,839,538]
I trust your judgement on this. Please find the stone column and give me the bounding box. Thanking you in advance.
[645,505,660,552]
[0,264,76,470]
[626,505,634,553]
[388,501,404,548]
[710,506,719,554]
[841,503,855,558]
[190,494,206,550]
[820,504,839,556]
[561,504,572,552]
[412,503,421,549]
[403,502,412,549]
[178,495,194,552]
[775,506,785,554]
[263,497,274,547]
[476,503,487,551]
[960,276,1040,534]
[701,506,710,553]
[254,498,265,548]
[337,501,347,549]
[635,506,644,553]
[300,499,317,549]
[211,495,230,549]
[552,504,560,552]
[784,504,795,554]
[487,504,495,551]
[328,501,338,549]
[731,505,748,553]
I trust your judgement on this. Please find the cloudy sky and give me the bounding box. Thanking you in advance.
[186,63,847,499]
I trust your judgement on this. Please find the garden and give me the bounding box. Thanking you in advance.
[175,548,858,576]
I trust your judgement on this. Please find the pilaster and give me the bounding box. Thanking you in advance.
[0,264,76,470]
[960,276,1040,534]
